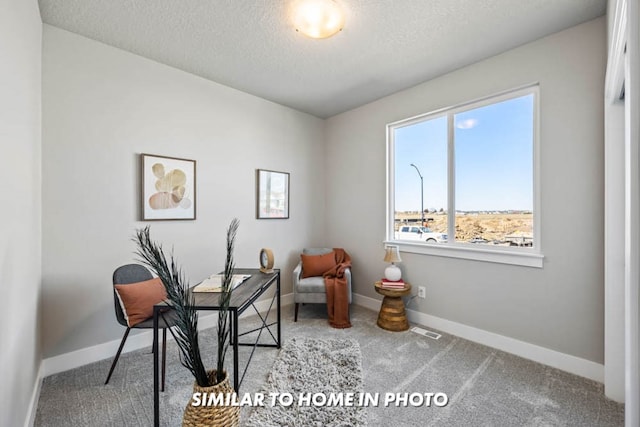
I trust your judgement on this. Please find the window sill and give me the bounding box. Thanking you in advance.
[384,240,544,268]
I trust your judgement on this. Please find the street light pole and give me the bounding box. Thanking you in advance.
[410,163,424,226]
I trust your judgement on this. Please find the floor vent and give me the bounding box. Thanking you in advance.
[410,326,441,340]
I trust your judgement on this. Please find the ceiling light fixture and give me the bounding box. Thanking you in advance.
[292,0,345,39]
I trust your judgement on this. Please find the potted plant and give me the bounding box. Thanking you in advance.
[134,218,240,427]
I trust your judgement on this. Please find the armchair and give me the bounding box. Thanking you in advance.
[292,248,352,321]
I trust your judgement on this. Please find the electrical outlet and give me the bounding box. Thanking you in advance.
[418,286,426,298]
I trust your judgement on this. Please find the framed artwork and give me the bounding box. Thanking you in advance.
[256,169,289,219]
[141,153,196,220]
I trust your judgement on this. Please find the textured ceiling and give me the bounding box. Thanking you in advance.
[38,0,606,118]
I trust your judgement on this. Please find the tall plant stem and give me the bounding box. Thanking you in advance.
[216,218,239,384]
[132,219,241,387]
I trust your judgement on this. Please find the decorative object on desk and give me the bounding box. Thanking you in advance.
[256,169,289,219]
[246,338,365,427]
[383,244,402,281]
[134,219,240,427]
[259,248,274,273]
[193,274,251,292]
[141,153,196,221]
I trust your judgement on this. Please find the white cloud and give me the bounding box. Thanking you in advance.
[456,118,478,129]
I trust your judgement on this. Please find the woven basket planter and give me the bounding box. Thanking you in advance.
[182,370,240,427]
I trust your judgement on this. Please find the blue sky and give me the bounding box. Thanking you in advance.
[394,94,534,212]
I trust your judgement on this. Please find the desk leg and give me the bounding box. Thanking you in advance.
[153,307,159,427]
[277,273,281,348]
[233,309,239,391]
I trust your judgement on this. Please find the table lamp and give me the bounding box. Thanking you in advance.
[384,245,402,281]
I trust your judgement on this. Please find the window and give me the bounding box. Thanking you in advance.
[386,85,542,267]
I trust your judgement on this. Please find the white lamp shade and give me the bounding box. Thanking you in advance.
[384,245,402,263]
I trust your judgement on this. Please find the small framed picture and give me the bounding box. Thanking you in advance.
[256,169,289,219]
[141,153,196,220]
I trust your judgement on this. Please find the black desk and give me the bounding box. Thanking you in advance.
[152,268,281,426]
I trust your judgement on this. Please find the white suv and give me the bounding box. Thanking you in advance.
[395,226,447,243]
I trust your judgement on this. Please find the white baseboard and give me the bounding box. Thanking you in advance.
[41,293,294,378]
[24,364,44,427]
[41,327,154,377]
[40,290,602,384]
[353,293,604,383]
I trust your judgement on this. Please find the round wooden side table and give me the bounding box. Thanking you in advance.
[374,281,412,331]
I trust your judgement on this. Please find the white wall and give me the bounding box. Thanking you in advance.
[604,0,626,403]
[41,26,326,358]
[0,0,42,426]
[325,18,607,364]
[605,99,625,400]
[624,0,640,423]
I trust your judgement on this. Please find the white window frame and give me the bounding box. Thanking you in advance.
[385,84,543,268]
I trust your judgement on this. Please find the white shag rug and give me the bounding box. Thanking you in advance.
[245,337,366,427]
